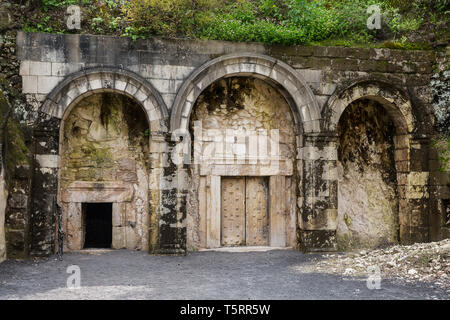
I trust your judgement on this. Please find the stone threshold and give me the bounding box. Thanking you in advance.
[198,246,293,253]
[73,249,116,255]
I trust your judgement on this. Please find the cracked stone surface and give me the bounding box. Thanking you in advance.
[0,249,448,300]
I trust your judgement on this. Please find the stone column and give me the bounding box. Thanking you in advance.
[30,138,59,256]
[428,142,450,241]
[398,136,431,244]
[298,133,338,252]
[148,133,166,253]
[5,165,31,259]
[149,133,187,254]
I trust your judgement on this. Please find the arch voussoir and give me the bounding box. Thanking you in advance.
[322,79,414,134]
[170,53,320,135]
[40,67,169,134]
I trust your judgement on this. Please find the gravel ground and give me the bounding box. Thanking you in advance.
[310,239,450,291]
[0,249,448,300]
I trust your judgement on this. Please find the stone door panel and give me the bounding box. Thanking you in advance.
[221,177,269,246]
[246,177,269,246]
[221,177,246,246]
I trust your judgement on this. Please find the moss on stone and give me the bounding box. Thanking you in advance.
[0,90,29,186]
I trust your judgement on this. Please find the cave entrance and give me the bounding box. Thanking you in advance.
[83,203,112,249]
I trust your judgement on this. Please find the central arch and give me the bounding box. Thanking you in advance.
[171,53,319,250]
[170,53,320,134]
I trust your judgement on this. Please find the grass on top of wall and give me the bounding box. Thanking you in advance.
[10,0,450,49]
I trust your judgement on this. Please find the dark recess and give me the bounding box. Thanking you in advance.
[83,203,112,248]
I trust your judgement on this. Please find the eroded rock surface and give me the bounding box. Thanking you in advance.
[337,99,399,250]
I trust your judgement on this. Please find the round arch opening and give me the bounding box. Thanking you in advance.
[336,98,401,250]
[58,92,151,251]
[185,76,300,249]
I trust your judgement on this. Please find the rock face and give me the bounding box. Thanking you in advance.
[60,93,150,251]
[337,99,398,250]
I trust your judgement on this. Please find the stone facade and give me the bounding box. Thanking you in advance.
[4,31,448,257]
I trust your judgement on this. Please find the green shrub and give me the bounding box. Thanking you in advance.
[122,0,218,37]
[20,0,448,47]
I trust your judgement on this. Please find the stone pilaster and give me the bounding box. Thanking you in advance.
[149,133,186,254]
[398,137,431,244]
[299,133,338,251]
[5,165,32,259]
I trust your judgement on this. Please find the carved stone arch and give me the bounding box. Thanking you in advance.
[322,79,414,135]
[41,67,169,133]
[316,78,426,250]
[169,52,320,134]
[39,67,170,252]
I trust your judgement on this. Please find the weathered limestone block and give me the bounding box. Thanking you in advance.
[8,193,28,209]
[300,230,337,252]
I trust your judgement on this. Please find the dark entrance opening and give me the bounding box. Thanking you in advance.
[83,203,112,248]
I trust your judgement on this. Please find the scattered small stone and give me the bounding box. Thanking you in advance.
[408,269,418,275]
[344,268,355,275]
[312,239,450,291]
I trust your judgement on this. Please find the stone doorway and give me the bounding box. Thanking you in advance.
[83,203,112,249]
[187,77,298,250]
[59,92,151,251]
[221,177,269,246]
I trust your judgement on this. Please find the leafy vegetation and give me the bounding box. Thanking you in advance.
[0,90,29,186]
[12,0,450,47]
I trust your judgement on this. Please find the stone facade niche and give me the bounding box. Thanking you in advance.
[336,99,399,249]
[186,77,298,249]
[59,93,150,251]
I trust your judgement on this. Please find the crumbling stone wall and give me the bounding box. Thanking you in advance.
[187,77,297,249]
[60,92,150,250]
[337,99,399,250]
